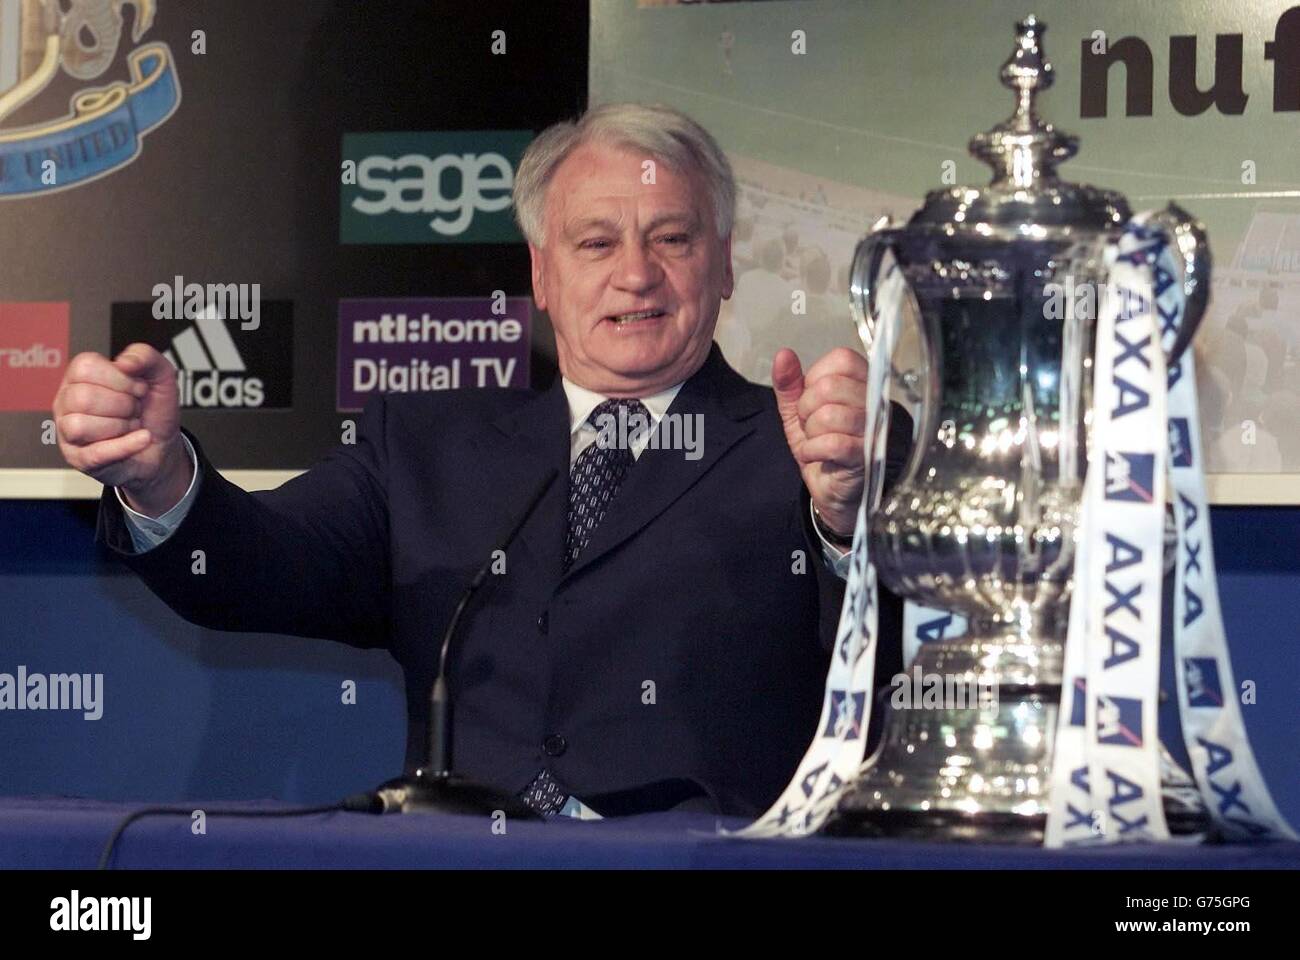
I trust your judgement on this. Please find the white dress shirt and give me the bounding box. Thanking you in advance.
[562,378,682,465]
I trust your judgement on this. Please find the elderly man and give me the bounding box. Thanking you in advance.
[54,103,911,817]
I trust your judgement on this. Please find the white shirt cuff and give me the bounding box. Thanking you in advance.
[810,499,853,580]
[115,434,200,552]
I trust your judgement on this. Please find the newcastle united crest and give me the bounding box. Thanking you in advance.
[0,0,179,198]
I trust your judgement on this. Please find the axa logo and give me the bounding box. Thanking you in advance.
[1101,531,1146,669]
[340,131,532,244]
[0,0,180,199]
[1184,657,1224,707]
[1061,765,1102,840]
[1103,768,1153,838]
[110,299,293,409]
[1196,736,1278,838]
[796,760,841,803]
[1096,694,1144,746]
[1105,451,1155,502]
[1108,308,1155,422]
[822,690,865,739]
[1179,494,1207,629]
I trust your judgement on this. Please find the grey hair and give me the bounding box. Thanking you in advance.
[513,102,736,247]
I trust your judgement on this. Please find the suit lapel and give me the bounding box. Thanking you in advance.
[563,345,767,581]
[475,379,571,585]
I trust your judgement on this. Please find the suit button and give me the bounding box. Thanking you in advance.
[536,611,549,635]
[543,734,567,757]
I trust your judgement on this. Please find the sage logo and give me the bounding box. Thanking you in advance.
[340,131,532,244]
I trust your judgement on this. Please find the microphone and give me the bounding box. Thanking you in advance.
[362,468,559,818]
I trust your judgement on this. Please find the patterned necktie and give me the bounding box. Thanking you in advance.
[520,397,648,815]
[563,397,648,573]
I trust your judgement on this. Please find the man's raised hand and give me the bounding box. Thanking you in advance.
[772,346,868,540]
[53,343,191,516]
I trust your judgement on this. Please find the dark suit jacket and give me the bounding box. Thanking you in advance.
[97,345,912,816]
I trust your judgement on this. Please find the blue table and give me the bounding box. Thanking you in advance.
[3,796,1299,869]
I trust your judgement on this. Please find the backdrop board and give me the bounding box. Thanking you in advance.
[593,0,1300,503]
[0,0,589,497]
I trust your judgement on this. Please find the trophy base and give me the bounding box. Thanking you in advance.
[821,680,1211,843]
[822,683,1057,843]
[823,806,1047,844]
[822,801,1209,844]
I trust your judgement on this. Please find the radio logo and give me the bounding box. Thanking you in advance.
[0,301,68,410]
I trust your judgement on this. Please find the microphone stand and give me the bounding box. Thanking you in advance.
[372,469,558,818]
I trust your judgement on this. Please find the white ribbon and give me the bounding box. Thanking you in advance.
[1083,223,1170,842]
[730,253,906,838]
[1045,218,1296,846]
[902,604,968,668]
[1169,350,1297,841]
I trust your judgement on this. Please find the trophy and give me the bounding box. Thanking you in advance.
[824,16,1212,842]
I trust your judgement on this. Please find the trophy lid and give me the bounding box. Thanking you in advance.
[910,16,1129,237]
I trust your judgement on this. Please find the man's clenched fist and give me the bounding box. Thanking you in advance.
[773,346,868,542]
[53,343,191,517]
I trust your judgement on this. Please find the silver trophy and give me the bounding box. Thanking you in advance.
[825,16,1211,842]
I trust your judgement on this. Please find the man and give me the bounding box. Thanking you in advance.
[54,103,911,818]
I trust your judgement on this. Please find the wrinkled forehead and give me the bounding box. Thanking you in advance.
[544,142,711,238]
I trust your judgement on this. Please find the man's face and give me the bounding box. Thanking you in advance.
[529,142,734,396]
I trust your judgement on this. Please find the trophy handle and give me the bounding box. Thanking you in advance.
[1135,203,1212,368]
[848,216,897,353]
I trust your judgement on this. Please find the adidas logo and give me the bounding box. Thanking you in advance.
[164,305,265,408]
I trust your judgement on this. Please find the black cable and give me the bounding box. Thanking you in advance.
[97,798,371,869]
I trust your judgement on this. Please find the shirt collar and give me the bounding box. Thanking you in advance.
[561,378,684,436]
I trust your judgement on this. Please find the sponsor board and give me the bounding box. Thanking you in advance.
[111,300,292,409]
[337,297,529,410]
[339,130,532,244]
[0,300,68,410]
